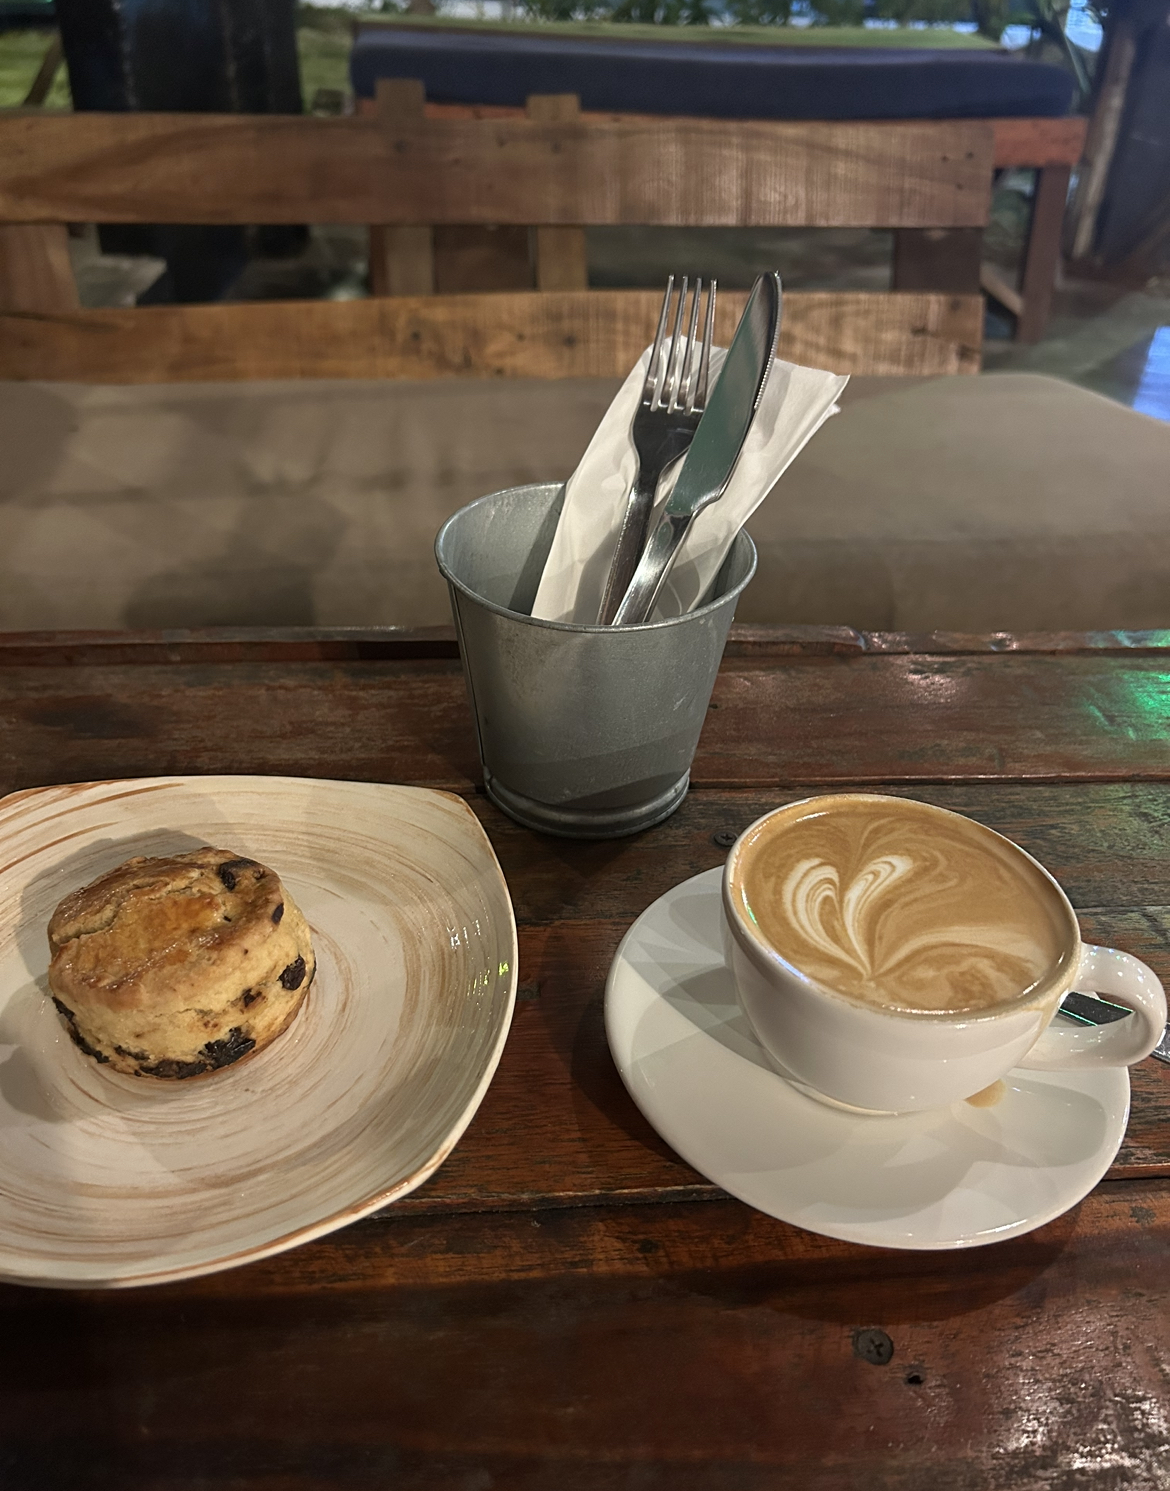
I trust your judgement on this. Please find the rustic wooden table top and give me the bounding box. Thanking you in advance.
[1,623,1168,1490]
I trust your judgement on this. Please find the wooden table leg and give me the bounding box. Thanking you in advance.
[1016,163,1072,344]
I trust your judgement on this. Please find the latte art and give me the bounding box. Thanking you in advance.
[735,798,1074,1013]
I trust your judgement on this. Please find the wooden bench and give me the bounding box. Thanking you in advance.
[0,93,993,381]
[391,101,1086,345]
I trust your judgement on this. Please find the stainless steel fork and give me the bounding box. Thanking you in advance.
[596,275,716,626]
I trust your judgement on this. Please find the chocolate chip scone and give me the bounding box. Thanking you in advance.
[47,847,314,1079]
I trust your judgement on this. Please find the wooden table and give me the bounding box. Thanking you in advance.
[2,623,1168,1489]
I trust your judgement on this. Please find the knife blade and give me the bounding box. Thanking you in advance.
[611,272,781,627]
[1058,989,1170,1065]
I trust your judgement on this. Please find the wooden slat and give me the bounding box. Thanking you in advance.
[0,112,993,228]
[367,78,434,297]
[528,93,590,292]
[0,287,981,381]
[0,222,77,313]
[2,649,1170,801]
[991,115,1087,168]
[429,104,1087,170]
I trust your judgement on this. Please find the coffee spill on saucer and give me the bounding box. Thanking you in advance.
[965,1079,1007,1108]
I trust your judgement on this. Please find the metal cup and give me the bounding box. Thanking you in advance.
[435,482,757,839]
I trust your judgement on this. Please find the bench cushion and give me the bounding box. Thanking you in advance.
[2,372,1167,634]
[351,23,1075,120]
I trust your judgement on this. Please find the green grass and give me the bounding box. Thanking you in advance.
[0,28,71,109]
[356,12,996,46]
[297,9,357,105]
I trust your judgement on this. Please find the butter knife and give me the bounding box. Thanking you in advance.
[1059,990,1170,1064]
[611,272,782,628]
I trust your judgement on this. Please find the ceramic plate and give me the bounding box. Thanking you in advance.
[0,776,517,1287]
[606,868,1130,1250]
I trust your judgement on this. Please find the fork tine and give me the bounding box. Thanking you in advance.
[646,276,674,410]
[680,278,703,413]
[693,279,717,413]
[662,276,690,413]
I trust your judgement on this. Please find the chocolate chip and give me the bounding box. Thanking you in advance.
[137,1056,209,1080]
[67,1026,109,1063]
[51,996,76,1025]
[200,1027,256,1069]
[241,989,261,1008]
[114,1044,149,1062]
[272,902,284,924]
[217,857,258,892]
[279,956,306,990]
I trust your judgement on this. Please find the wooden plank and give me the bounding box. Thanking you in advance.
[3,649,1170,801]
[0,287,982,381]
[1069,28,1135,261]
[0,112,993,228]
[367,78,434,298]
[528,94,589,292]
[6,647,1168,799]
[0,222,77,313]
[1017,162,1072,344]
[991,114,1087,169]
[3,624,1170,669]
[430,105,1086,170]
[0,1182,1167,1488]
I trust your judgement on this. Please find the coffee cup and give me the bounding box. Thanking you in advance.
[722,793,1167,1114]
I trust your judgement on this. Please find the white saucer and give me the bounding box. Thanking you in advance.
[604,868,1130,1250]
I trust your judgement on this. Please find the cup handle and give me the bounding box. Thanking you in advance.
[1017,943,1168,1070]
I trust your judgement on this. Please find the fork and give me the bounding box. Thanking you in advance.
[596,275,717,626]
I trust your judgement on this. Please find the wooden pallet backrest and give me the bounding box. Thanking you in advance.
[0,99,994,381]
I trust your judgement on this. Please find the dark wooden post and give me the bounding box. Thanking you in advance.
[54,0,305,303]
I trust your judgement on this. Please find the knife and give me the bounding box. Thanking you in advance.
[1059,990,1170,1065]
[611,272,782,627]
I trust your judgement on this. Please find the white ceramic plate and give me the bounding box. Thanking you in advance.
[605,868,1130,1250]
[0,776,517,1287]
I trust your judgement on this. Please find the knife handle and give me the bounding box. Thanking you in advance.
[597,467,660,625]
[611,510,693,626]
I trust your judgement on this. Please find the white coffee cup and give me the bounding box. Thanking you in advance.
[722,794,1167,1114]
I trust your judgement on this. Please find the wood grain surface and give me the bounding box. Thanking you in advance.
[0,222,77,313]
[1,1184,1167,1489]
[1,626,1168,1489]
[0,287,982,382]
[418,104,1087,170]
[1,643,1166,797]
[0,113,992,228]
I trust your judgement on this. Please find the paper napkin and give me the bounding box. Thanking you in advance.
[531,345,849,623]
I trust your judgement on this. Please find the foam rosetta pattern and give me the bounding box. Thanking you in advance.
[740,800,1073,1015]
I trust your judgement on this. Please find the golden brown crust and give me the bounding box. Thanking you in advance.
[47,847,314,1079]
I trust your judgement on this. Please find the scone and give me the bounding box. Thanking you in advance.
[47,847,315,1079]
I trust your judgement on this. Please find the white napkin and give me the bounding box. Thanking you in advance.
[531,345,849,623]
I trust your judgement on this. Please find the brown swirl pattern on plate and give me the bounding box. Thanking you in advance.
[0,776,517,1288]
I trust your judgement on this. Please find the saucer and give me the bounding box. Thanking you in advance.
[604,868,1130,1250]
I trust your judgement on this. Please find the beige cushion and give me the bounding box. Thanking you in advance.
[1,371,1167,632]
[742,372,1170,632]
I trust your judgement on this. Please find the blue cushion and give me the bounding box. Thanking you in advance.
[351,25,1074,120]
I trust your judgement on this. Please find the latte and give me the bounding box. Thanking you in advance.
[731,796,1076,1014]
